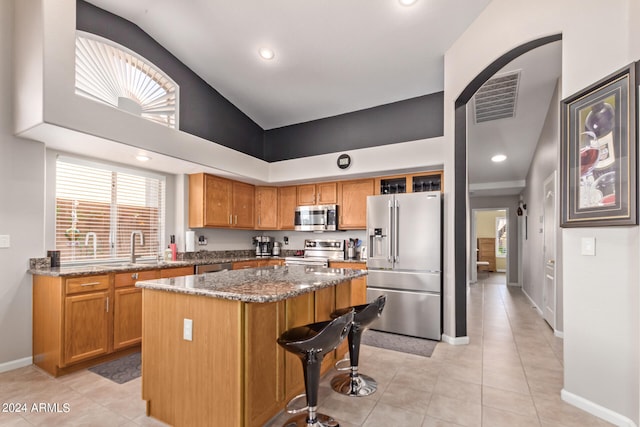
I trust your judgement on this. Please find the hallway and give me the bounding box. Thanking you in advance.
[0,275,614,426]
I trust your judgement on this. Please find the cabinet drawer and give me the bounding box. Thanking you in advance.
[65,275,110,294]
[115,270,160,288]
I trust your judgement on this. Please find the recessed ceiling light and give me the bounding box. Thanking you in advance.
[136,154,151,162]
[258,47,275,60]
[491,154,507,163]
[399,0,418,6]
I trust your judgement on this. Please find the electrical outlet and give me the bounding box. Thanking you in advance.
[581,237,596,256]
[0,235,9,248]
[183,318,193,341]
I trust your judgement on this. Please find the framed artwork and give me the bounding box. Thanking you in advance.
[560,63,637,227]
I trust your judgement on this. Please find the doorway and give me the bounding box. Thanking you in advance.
[471,208,509,285]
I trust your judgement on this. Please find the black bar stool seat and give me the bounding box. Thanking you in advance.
[330,295,386,397]
[277,310,354,427]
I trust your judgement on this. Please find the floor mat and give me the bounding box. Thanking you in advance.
[88,352,141,384]
[361,330,438,357]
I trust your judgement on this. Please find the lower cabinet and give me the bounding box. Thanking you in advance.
[64,290,110,365]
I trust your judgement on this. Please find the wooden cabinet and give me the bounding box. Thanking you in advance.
[233,181,255,228]
[277,186,297,230]
[297,182,337,206]
[114,270,160,351]
[337,179,375,229]
[477,238,496,272]
[188,173,254,229]
[64,290,110,365]
[255,186,278,229]
[233,260,261,270]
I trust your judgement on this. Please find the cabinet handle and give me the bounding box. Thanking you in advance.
[257,216,261,226]
[80,281,101,287]
[106,296,109,313]
[131,273,138,280]
[234,215,238,224]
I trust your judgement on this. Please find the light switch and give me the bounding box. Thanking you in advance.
[183,318,193,341]
[0,235,9,248]
[581,237,596,256]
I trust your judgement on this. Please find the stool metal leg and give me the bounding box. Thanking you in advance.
[330,324,378,397]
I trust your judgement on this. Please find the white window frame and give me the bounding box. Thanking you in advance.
[496,216,507,258]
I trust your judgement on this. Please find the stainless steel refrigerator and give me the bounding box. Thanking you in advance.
[366,191,442,340]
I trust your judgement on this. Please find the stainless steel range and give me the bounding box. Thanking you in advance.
[284,239,345,267]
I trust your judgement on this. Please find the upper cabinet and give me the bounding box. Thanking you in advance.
[337,179,375,229]
[374,171,443,195]
[277,186,297,230]
[296,182,337,206]
[189,173,254,229]
[255,187,278,230]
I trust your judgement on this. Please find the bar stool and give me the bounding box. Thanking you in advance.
[277,310,354,427]
[330,295,386,397]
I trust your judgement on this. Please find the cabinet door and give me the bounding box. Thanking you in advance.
[334,281,351,360]
[233,181,255,228]
[350,276,367,306]
[317,182,337,204]
[244,301,285,427]
[277,186,297,230]
[64,291,110,365]
[296,184,316,206]
[315,286,336,374]
[338,179,374,229]
[113,287,142,350]
[205,175,232,227]
[255,187,278,230]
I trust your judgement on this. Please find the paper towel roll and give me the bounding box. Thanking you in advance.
[185,230,195,252]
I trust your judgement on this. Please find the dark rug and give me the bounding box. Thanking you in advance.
[361,330,438,358]
[88,352,141,384]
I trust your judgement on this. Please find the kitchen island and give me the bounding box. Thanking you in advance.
[136,265,367,427]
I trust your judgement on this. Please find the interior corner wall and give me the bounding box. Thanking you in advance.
[445,0,636,424]
[521,78,561,323]
[0,0,46,368]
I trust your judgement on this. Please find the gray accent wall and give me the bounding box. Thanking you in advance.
[263,93,444,162]
[76,1,445,163]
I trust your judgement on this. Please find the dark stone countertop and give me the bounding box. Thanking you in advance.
[135,265,368,303]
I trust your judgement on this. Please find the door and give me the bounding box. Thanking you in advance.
[366,194,393,269]
[395,192,441,272]
[543,172,556,328]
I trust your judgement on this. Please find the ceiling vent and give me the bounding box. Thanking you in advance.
[474,71,520,123]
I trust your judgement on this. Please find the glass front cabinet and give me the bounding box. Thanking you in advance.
[375,171,443,195]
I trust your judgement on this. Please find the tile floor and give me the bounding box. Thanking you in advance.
[0,274,614,426]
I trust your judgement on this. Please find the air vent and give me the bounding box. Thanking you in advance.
[474,71,520,123]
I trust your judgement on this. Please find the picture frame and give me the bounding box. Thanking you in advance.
[560,63,637,227]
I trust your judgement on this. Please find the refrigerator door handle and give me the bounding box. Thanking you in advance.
[394,199,399,263]
[388,200,393,262]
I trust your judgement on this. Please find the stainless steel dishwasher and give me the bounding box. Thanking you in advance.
[195,262,232,274]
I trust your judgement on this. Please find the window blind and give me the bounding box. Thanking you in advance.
[55,157,165,264]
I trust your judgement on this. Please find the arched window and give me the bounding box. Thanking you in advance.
[75,31,179,129]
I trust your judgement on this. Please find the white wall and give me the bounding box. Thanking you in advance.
[521,79,563,331]
[0,0,45,371]
[445,0,637,424]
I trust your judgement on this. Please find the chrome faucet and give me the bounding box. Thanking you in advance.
[85,232,97,259]
[130,230,144,263]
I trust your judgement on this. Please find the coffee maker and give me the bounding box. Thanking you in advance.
[253,236,274,257]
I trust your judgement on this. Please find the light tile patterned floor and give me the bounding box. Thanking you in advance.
[0,274,614,426]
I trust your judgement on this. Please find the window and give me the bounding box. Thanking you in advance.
[55,156,165,264]
[496,216,507,257]
[75,31,179,129]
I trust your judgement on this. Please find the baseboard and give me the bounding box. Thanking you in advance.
[521,288,543,316]
[0,356,32,374]
[561,389,638,427]
[507,281,520,287]
[554,330,564,338]
[441,334,469,345]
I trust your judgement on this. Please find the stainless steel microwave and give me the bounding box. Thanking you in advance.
[294,205,338,231]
